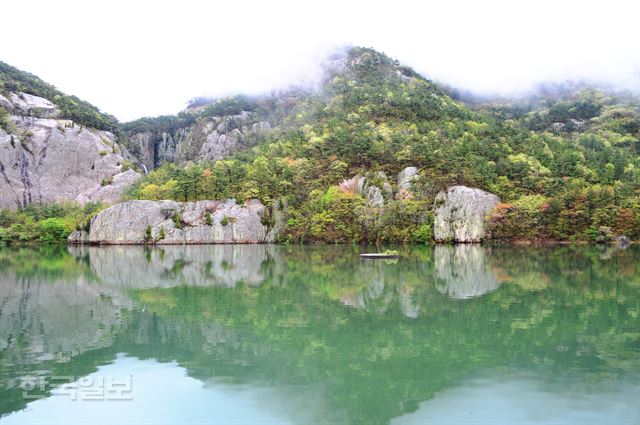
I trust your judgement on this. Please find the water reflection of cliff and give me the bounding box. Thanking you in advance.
[1,245,638,424]
[2,243,624,361]
[0,245,279,416]
[1,245,278,363]
[0,269,124,365]
[434,245,502,299]
[336,245,509,316]
[69,245,274,288]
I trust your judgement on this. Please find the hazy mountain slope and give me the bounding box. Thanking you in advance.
[120,89,313,169]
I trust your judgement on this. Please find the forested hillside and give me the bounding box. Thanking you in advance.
[124,48,640,243]
[1,47,639,243]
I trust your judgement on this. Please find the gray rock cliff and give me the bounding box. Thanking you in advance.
[9,92,60,118]
[83,199,270,244]
[433,185,500,243]
[128,112,271,169]
[0,92,140,209]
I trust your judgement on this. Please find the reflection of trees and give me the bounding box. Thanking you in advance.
[0,245,638,423]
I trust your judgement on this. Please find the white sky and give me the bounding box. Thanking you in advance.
[2,0,639,121]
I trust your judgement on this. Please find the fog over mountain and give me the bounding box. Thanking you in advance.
[1,0,639,120]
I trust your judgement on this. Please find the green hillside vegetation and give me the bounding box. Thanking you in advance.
[1,48,639,244]
[0,202,104,243]
[125,48,640,243]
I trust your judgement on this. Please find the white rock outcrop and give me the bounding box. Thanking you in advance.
[433,185,500,243]
[397,166,419,191]
[83,199,270,244]
[8,92,60,118]
[353,171,392,207]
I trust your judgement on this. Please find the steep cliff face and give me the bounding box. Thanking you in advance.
[127,111,271,169]
[127,129,183,170]
[433,186,500,243]
[77,199,270,244]
[0,92,140,209]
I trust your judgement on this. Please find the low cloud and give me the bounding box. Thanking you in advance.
[1,0,638,120]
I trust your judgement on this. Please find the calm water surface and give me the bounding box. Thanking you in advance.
[0,244,638,424]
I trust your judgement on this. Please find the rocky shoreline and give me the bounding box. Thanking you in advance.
[68,185,502,245]
[68,184,632,246]
[69,199,274,245]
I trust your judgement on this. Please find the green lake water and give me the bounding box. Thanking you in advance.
[0,244,638,424]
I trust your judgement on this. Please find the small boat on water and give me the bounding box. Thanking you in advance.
[360,253,399,260]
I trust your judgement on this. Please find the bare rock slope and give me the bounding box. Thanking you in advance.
[74,199,271,244]
[0,92,140,209]
[129,111,271,170]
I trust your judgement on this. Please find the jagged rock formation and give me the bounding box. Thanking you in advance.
[195,113,270,161]
[0,93,140,209]
[396,166,420,199]
[433,185,500,243]
[128,112,271,169]
[128,130,181,170]
[354,171,393,207]
[78,199,270,244]
[397,166,419,191]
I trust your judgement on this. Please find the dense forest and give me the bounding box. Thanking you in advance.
[1,48,639,243]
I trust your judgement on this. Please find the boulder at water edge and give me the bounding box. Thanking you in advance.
[77,199,269,244]
[433,185,500,243]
